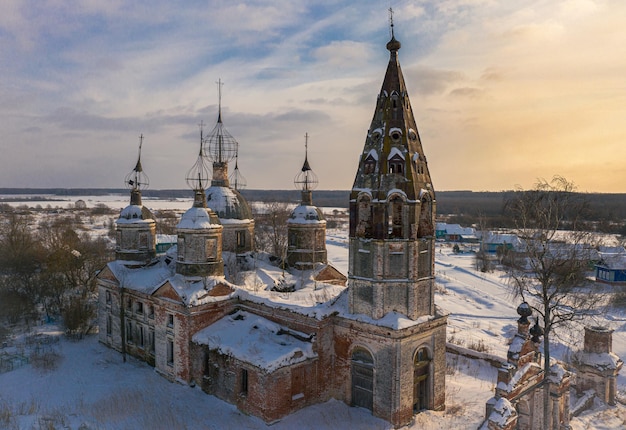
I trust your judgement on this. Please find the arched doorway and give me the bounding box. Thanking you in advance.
[351,348,374,410]
[413,347,430,412]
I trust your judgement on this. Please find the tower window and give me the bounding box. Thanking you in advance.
[364,154,376,174]
[167,339,174,366]
[205,238,217,261]
[177,238,184,261]
[356,195,372,238]
[139,233,148,249]
[388,196,404,238]
[126,321,133,344]
[241,368,249,395]
[236,231,246,248]
[389,154,404,175]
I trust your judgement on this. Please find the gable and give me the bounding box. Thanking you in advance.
[152,281,184,303]
[313,264,347,286]
[97,266,119,283]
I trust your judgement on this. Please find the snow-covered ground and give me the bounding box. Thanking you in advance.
[1,196,625,429]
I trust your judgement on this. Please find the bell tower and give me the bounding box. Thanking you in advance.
[348,19,436,320]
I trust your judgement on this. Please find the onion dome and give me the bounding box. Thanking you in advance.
[229,143,247,190]
[204,79,238,165]
[517,302,532,324]
[185,125,211,209]
[530,319,544,343]
[206,186,253,220]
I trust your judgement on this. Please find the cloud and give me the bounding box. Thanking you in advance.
[1,1,626,193]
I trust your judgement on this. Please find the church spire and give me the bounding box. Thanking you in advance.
[205,79,238,186]
[348,18,436,321]
[124,134,149,206]
[186,123,211,207]
[294,133,318,206]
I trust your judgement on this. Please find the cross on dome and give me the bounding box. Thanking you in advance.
[124,134,149,191]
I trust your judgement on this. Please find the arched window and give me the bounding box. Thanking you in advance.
[417,197,434,237]
[388,154,404,175]
[364,154,377,174]
[388,195,404,238]
[356,195,372,238]
[414,347,430,412]
[351,348,374,411]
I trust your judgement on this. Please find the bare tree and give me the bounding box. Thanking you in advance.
[0,213,42,324]
[504,176,604,429]
[253,201,290,259]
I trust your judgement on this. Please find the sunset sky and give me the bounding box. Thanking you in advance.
[1,0,625,192]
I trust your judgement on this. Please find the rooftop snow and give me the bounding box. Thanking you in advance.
[177,207,222,230]
[288,205,325,224]
[192,310,316,372]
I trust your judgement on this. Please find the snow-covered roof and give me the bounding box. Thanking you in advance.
[596,249,626,269]
[387,146,405,160]
[288,204,325,224]
[441,223,476,236]
[364,149,378,160]
[573,350,623,371]
[206,185,252,220]
[117,204,154,224]
[481,232,520,246]
[106,259,173,295]
[192,310,316,372]
[177,207,222,230]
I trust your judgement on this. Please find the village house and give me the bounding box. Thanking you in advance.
[97,21,447,428]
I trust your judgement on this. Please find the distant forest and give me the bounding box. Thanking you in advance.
[2,188,626,234]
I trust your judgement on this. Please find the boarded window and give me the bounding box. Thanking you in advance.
[177,238,185,261]
[139,232,148,249]
[388,196,404,238]
[418,240,432,279]
[236,230,246,248]
[418,197,434,237]
[291,366,305,399]
[205,238,217,260]
[363,154,377,174]
[240,368,249,395]
[167,339,174,366]
[356,196,372,237]
[414,348,430,412]
[351,348,374,411]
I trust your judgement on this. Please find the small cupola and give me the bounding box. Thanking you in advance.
[115,135,156,262]
[287,133,327,269]
[176,126,224,277]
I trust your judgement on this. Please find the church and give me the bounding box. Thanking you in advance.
[97,23,447,428]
